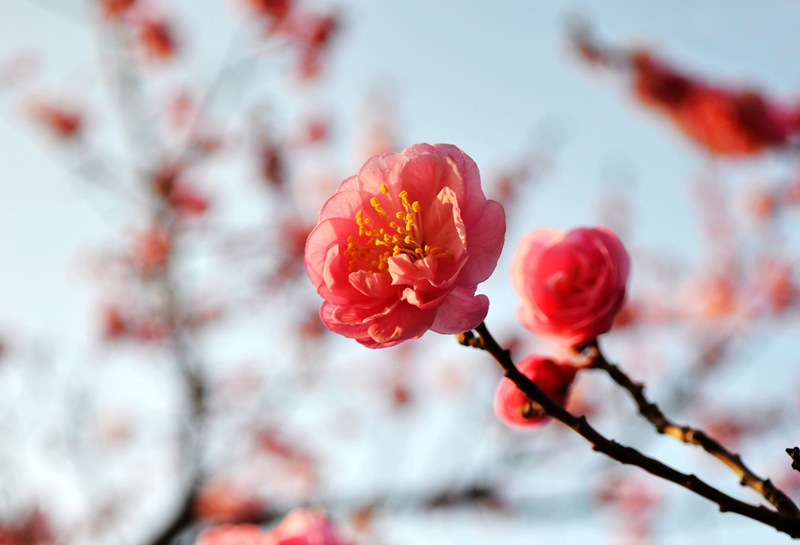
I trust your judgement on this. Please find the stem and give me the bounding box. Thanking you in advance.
[586,340,800,518]
[458,323,800,538]
[788,448,800,474]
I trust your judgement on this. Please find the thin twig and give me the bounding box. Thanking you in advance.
[788,448,800,474]
[585,340,800,518]
[458,323,800,538]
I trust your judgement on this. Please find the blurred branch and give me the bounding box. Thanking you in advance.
[585,341,800,518]
[148,485,200,545]
[457,323,800,539]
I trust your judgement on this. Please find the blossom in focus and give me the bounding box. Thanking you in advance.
[493,355,576,429]
[263,509,353,545]
[305,143,506,348]
[511,226,629,347]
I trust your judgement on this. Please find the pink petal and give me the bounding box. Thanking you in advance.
[510,228,564,299]
[355,150,407,196]
[335,175,357,192]
[432,143,487,228]
[318,189,362,222]
[305,218,356,291]
[429,285,490,334]
[425,186,467,259]
[367,302,436,347]
[388,254,436,285]
[458,199,506,286]
[349,270,397,299]
[320,301,372,340]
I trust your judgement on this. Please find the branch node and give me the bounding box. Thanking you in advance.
[787,447,800,473]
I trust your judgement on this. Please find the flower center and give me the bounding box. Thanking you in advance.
[345,184,453,273]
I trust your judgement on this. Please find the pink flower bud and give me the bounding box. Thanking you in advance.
[305,144,506,348]
[264,509,353,545]
[511,226,630,347]
[493,355,576,429]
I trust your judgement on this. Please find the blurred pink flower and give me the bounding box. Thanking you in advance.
[511,226,629,347]
[305,143,506,348]
[264,509,352,545]
[28,99,83,139]
[139,17,177,61]
[194,481,265,524]
[195,524,264,545]
[100,0,137,20]
[493,355,576,429]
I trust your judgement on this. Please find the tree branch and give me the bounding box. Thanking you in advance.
[788,448,800,474]
[585,341,800,518]
[457,323,800,538]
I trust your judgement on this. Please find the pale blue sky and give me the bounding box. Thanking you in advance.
[2,1,800,544]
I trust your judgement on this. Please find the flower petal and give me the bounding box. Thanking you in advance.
[458,200,506,286]
[429,285,489,334]
[367,302,436,347]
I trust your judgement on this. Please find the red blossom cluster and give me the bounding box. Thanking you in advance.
[245,0,339,79]
[631,51,800,156]
[194,510,353,545]
[152,163,210,219]
[571,28,800,156]
[102,305,169,342]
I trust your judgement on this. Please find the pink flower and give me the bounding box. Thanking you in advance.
[264,509,352,545]
[193,524,264,545]
[511,227,630,347]
[305,143,506,348]
[493,355,576,429]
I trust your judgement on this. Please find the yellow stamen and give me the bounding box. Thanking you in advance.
[347,188,450,273]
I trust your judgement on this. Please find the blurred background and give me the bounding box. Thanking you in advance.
[2,0,800,544]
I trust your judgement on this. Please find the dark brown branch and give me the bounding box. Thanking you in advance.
[788,448,800,474]
[585,341,800,518]
[458,323,800,538]
[149,485,199,545]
